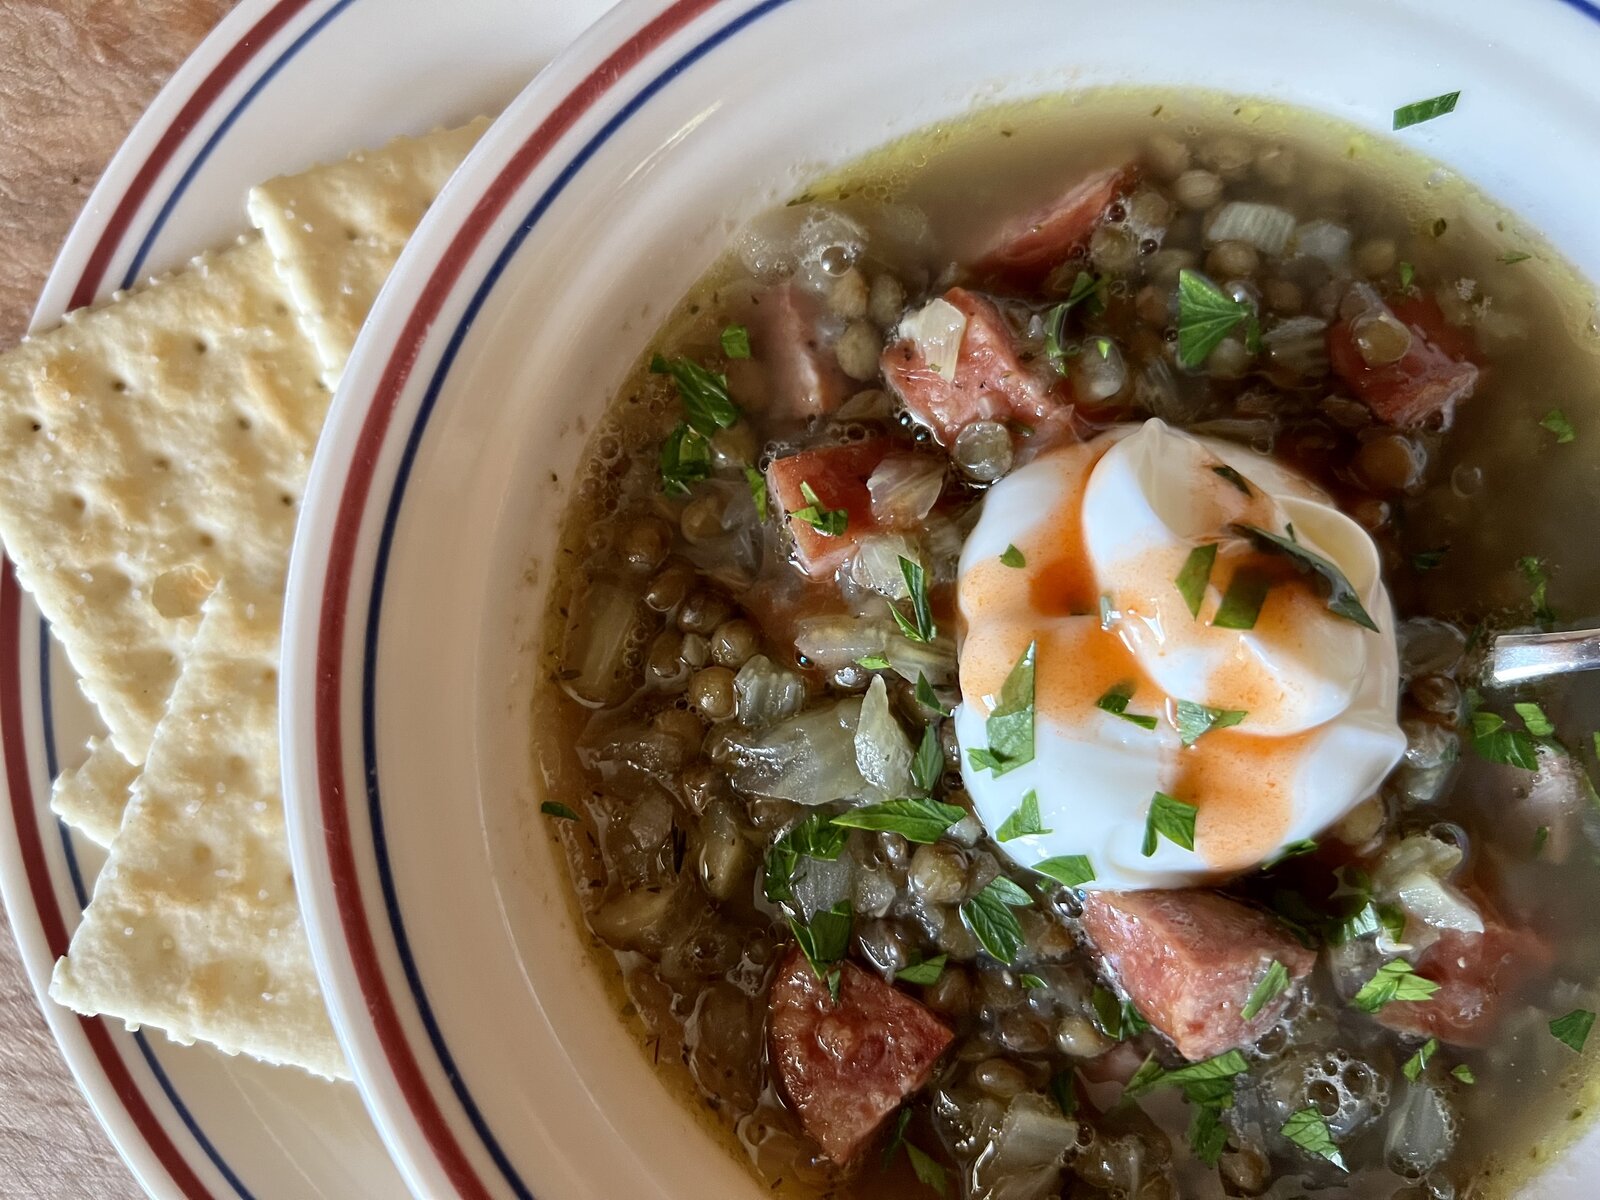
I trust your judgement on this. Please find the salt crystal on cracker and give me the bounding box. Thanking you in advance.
[50,582,347,1080]
[248,118,490,388]
[0,235,326,766]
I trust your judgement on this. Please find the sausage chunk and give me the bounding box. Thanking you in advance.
[973,163,1135,286]
[1327,295,1478,427]
[880,287,1064,446]
[766,438,890,578]
[1374,917,1552,1046]
[748,282,853,420]
[1079,889,1315,1061]
[768,947,954,1164]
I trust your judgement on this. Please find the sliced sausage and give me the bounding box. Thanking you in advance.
[1374,916,1552,1047]
[748,282,853,420]
[1327,295,1479,427]
[766,437,890,578]
[1079,889,1315,1061]
[769,946,954,1164]
[880,287,1065,446]
[973,163,1135,286]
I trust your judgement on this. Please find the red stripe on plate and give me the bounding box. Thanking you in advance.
[315,0,724,1193]
[69,0,322,308]
[0,564,219,1200]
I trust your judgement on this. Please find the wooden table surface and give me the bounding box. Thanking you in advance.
[0,4,233,1195]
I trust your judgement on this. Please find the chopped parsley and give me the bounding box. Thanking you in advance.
[1402,1038,1439,1082]
[967,642,1036,776]
[1212,464,1253,495]
[1392,90,1461,131]
[1141,791,1198,856]
[1431,217,1449,239]
[1534,824,1551,856]
[1541,408,1577,444]
[1471,710,1541,771]
[1242,960,1291,1021]
[915,672,952,717]
[1124,1049,1250,1105]
[831,797,966,844]
[1096,682,1159,730]
[883,1110,950,1196]
[890,556,937,643]
[1000,544,1026,568]
[790,900,852,980]
[1351,960,1441,1013]
[660,422,712,495]
[996,790,1051,842]
[1173,699,1247,746]
[745,466,769,520]
[897,954,947,986]
[959,877,1032,964]
[720,323,752,359]
[1500,250,1533,265]
[1263,838,1320,869]
[1020,973,1048,990]
[1190,1104,1228,1167]
[1399,261,1416,290]
[1413,545,1449,571]
[1452,1063,1477,1085]
[764,812,848,903]
[1174,543,1218,618]
[1048,1070,1078,1118]
[910,724,944,794]
[1176,269,1256,369]
[1231,523,1378,631]
[789,481,848,535]
[1520,555,1554,626]
[1033,854,1096,888]
[651,352,741,434]
[1091,987,1150,1040]
[540,801,580,821]
[1551,1009,1596,1053]
[856,654,892,670]
[1281,1107,1347,1170]
[1513,701,1556,737]
[1212,566,1271,630]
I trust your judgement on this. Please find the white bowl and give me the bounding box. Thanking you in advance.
[281,1,1600,1196]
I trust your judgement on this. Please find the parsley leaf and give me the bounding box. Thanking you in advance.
[1403,1038,1439,1082]
[1281,1107,1347,1170]
[721,323,752,359]
[1242,960,1291,1021]
[790,900,852,978]
[1000,544,1026,568]
[1125,1049,1249,1102]
[1513,701,1556,737]
[966,642,1036,777]
[1351,960,1441,1013]
[905,1143,948,1196]
[1212,566,1271,630]
[1033,854,1096,888]
[1399,261,1416,290]
[897,954,947,986]
[1173,699,1247,746]
[1551,1009,1596,1053]
[910,724,944,795]
[745,466,769,520]
[1393,90,1461,130]
[1541,409,1577,444]
[996,790,1051,842]
[959,878,1031,964]
[857,654,892,670]
[1471,710,1540,771]
[790,481,848,536]
[1020,973,1048,989]
[1519,555,1554,626]
[889,556,936,643]
[540,801,580,821]
[1174,543,1218,618]
[1177,270,1254,369]
[915,672,952,716]
[651,353,741,434]
[1096,682,1159,730]
[1142,791,1197,856]
[1212,464,1253,495]
[1231,523,1378,631]
[1189,1104,1227,1167]
[1452,1063,1476,1084]
[660,422,712,495]
[1048,1070,1078,1118]
[832,797,966,844]
[1413,545,1449,571]
[764,813,848,903]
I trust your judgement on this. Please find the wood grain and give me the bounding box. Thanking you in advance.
[0,4,234,1195]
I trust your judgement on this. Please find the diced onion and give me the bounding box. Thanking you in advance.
[900,297,968,379]
[1371,835,1484,944]
[851,534,922,599]
[1205,201,1297,257]
[1261,315,1331,378]
[854,676,913,795]
[1293,219,1353,268]
[867,453,946,527]
[733,655,807,729]
[970,1093,1073,1200]
[709,698,868,806]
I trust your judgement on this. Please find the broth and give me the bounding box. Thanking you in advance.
[532,89,1600,1199]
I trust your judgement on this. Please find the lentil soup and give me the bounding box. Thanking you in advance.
[532,89,1600,1199]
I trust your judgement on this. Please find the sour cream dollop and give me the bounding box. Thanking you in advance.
[955,419,1405,890]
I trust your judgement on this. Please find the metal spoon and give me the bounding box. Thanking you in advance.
[1488,628,1600,687]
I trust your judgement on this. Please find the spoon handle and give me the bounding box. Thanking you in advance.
[1488,628,1600,686]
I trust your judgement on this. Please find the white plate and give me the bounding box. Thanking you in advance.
[282,0,1600,1197]
[0,1,610,1197]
